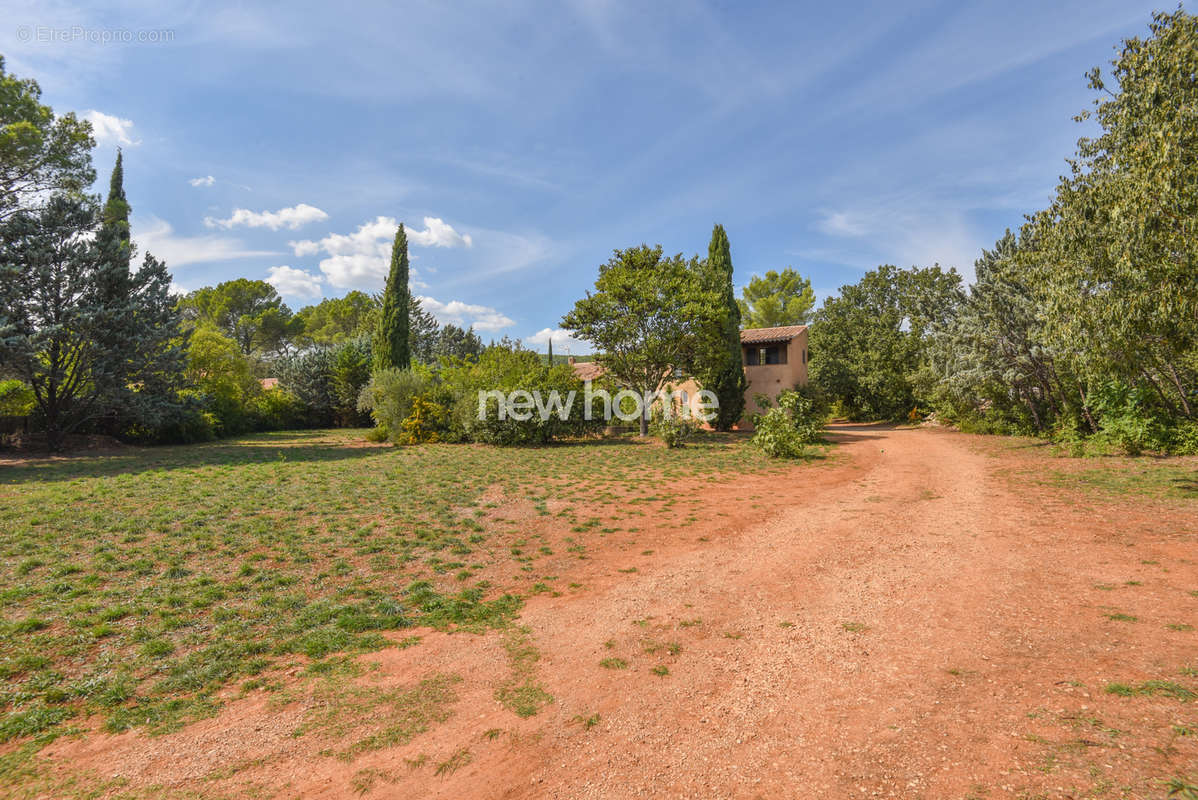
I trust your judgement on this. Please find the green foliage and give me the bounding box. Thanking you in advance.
[245,387,305,431]
[562,244,716,435]
[0,195,105,448]
[0,56,95,221]
[810,264,962,421]
[398,396,448,444]
[330,336,373,425]
[374,224,411,371]
[182,324,258,435]
[737,267,816,328]
[750,389,824,459]
[0,379,34,416]
[435,324,483,360]
[696,224,746,431]
[178,279,301,359]
[295,290,378,346]
[441,343,601,445]
[275,347,335,427]
[917,12,1198,452]
[649,410,698,449]
[358,367,434,441]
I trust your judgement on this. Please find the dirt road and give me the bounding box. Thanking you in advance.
[49,425,1197,799]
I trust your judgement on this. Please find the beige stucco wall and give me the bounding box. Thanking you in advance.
[741,329,808,427]
[660,330,809,430]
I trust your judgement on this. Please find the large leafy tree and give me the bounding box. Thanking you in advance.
[696,224,746,430]
[562,245,713,435]
[810,264,961,420]
[921,233,1069,432]
[0,196,103,448]
[1021,8,1197,422]
[179,278,301,359]
[295,290,378,346]
[373,224,411,371]
[737,268,816,328]
[0,57,95,220]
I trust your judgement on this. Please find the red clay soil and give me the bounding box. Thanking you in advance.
[40,424,1198,799]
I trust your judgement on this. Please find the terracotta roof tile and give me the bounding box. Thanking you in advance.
[572,361,606,381]
[740,325,807,344]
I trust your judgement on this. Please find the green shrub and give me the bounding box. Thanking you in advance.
[245,388,305,431]
[440,345,602,445]
[750,389,823,459]
[397,397,448,444]
[650,410,697,448]
[357,367,434,442]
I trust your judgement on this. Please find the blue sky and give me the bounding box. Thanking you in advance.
[2,0,1174,352]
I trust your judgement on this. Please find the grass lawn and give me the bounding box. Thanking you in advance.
[0,429,792,756]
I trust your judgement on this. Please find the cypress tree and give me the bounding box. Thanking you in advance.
[374,223,411,371]
[93,152,187,435]
[700,224,747,430]
[547,337,553,364]
[93,151,137,424]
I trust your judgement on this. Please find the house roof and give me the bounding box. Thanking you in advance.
[571,361,606,381]
[740,325,807,344]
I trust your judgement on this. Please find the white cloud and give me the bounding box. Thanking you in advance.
[266,265,324,298]
[418,296,514,332]
[133,217,279,267]
[85,110,139,146]
[189,175,216,187]
[291,214,471,290]
[291,216,398,289]
[407,216,472,248]
[818,211,868,237]
[205,203,329,231]
[525,327,592,354]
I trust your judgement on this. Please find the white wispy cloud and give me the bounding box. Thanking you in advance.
[525,327,591,354]
[189,175,216,187]
[132,217,279,267]
[85,110,140,146]
[407,216,473,248]
[418,296,514,332]
[818,211,868,237]
[205,203,329,231]
[266,265,324,298]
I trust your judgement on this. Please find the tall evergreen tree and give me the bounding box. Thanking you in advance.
[90,153,187,434]
[408,294,439,363]
[0,196,104,449]
[698,224,747,430]
[547,337,553,364]
[374,223,411,371]
[93,151,136,419]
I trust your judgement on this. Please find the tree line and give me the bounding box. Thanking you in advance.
[808,10,1196,454]
[3,9,1191,455]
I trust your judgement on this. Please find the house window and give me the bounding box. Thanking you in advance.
[745,345,786,365]
[802,348,807,364]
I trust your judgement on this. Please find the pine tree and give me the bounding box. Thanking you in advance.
[374,223,411,371]
[699,224,747,430]
[0,196,104,449]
